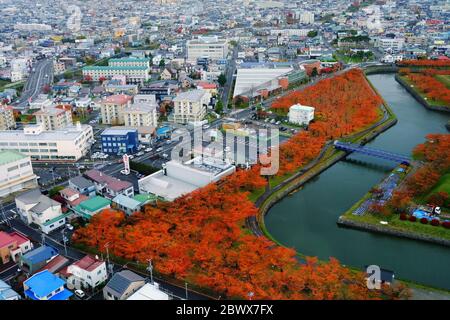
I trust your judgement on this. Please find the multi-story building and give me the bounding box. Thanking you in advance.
[172,89,211,124]
[0,150,37,197]
[53,60,66,75]
[108,57,150,68]
[100,94,132,125]
[100,128,139,155]
[33,105,73,131]
[186,36,228,63]
[83,57,150,84]
[288,104,315,126]
[123,102,158,128]
[15,189,68,234]
[0,105,16,130]
[299,11,315,24]
[0,123,94,162]
[377,38,405,52]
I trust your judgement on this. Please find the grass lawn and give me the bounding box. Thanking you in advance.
[400,75,449,107]
[345,211,450,241]
[435,75,450,89]
[248,187,265,203]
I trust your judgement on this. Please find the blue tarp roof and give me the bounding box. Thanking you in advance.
[156,126,171,135]
[24,270,71,299]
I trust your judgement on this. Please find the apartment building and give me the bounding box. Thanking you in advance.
[123,102,158,128]
[0,105,16,130]
[377,38,405,52]
[33,105,73,131]
[100,94,133,125]
[108,57,150,68]
[172,89,211,124]
[82,66,150,83]
[0,150,37,197]
[186,36,228,63]
[0,123,94,162]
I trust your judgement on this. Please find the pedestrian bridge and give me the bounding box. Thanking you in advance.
[334,141,411,164]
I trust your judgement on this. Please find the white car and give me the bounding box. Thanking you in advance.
[202,124,210,129]
[162,153,169,158]
[145,148,152,152]
[156,147,163,152]
[65,224,74,231]
[137,151,144,157]
[129,155,135,160]
[120,169,130,175]
[75,290,85,299]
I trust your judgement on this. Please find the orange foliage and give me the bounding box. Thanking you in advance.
[398,59,450,67]
[273,69,382,175]
[74,69,399,300]
[404,72,450,105]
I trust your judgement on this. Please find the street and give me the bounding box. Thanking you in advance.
[13,59,54,110]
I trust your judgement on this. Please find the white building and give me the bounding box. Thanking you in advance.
[172,89,211,124]
[0,105,16,130]
[82,66,150,83]
[108,58,150,68]
[33,105,73,131]
[127,282,170,300]
[186,36,228,63]
[64,255,108,290]
[15,189,67,234]
[0,150,37,197]
[377,38,405,52]
[288,104,315,126]
[29,94,53,110]
[300,11,315,24]
[0,123,94,162]
[138,157,235,201]
[123,102,158,128]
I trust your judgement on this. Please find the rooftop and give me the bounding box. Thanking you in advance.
[77,196,111,213]
[0,150,27,166]
[24,270,72,300]
[112,194,142,211]
[173,89,209,102]
[72,255,105,272]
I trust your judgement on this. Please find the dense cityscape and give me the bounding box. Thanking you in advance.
[0,0,449,307]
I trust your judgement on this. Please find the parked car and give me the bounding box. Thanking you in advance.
[75,290,85,299]
[145,148,152,152]
[156,147,163,152]
[65,224,74,231]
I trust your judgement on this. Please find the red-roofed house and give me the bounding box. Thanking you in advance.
[84,169,134,198]
[61,255,107,290]
[196,81,218,96]
[0,231,33,264]
[59,187,89,209]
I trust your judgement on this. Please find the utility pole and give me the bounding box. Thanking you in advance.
[185,282,188,300]
[0,201,10,228]
[146,259,153,284]
[41,233,46,246]
[61,228,68,256]
[104,242,111,276]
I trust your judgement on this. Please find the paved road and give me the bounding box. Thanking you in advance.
[221,46,238,112]
[13,59,53,110]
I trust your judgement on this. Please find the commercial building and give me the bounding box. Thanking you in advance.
[186,36,228,63]
[101,128,139,155]
[123,102,158,128]
[0,105,16,130]
[171,89,211,124]
[288,104,315,125]
[0,123,94,162]
[233,64,295,98]
[33,105,73,131]
[0,150,37,197]
[100,94,133,125]
[15,189,69,234]
[127,282,170,300]
[138,157,235,201]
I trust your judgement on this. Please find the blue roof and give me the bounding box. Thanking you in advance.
[156,126,171,135]
[24,270,71,299]
[22,246,58,264]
